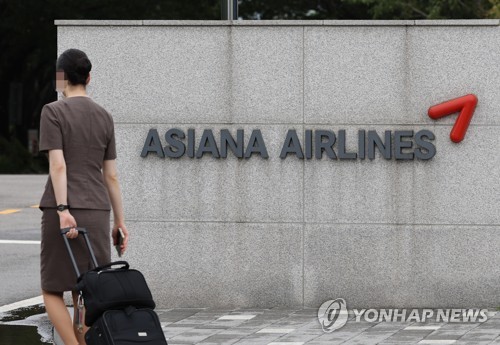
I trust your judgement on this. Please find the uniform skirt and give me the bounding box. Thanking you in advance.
[40,208,111,292]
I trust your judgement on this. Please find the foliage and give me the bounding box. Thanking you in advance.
[238,0,499,19]
[349,0,497,19]
[0,136,48,173]
[488,0,500,17]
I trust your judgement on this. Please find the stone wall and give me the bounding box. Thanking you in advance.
[56,19,500,308]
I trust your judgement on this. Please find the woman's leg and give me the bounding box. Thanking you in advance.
[42,290,79,345]
[72,291,88,345]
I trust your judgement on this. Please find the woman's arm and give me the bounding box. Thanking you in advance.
[102,159,129,254]
[48,149,78,239]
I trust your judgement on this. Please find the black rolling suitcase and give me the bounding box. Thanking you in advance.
[85,307,168,345]
[61,227,168,345]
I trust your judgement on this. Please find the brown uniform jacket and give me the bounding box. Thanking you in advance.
[39,96,116,210]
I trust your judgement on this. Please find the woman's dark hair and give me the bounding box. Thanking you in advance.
[56,48,92,86]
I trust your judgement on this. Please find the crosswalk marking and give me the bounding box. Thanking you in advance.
[0,240,41,245]
[0,295,44,313]
[0,209,21,215]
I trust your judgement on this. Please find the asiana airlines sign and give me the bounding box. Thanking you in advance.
[140,128,436,161]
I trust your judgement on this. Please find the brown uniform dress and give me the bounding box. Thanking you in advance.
[39,96,116,292]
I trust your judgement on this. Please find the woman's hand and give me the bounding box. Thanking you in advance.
[112,223,129,255]
[103,160,128,255]
[59,210,78,239]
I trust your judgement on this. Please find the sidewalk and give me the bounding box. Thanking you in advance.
[1,305,500,344]
[157,307,500,344]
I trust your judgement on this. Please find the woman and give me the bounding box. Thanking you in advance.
[39,48,129,345]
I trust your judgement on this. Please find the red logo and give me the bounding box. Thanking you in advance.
[428,94,478,143]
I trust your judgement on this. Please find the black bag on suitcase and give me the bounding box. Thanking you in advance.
[85,307,168,345]
[61,228,156,326]
[75,260,156,326]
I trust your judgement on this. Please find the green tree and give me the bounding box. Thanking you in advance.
[239,0,370,19]
[349,0,495,19]
[238,0,499,19]
[488,0,500,17]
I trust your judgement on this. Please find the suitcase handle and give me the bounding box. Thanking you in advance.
[61,227,99,277]
[61,227,88,235]
[92,260,129,272]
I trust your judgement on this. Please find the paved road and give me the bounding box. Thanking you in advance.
[0,175,47,306]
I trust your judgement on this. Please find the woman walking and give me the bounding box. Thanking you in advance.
[39,48,129,345]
